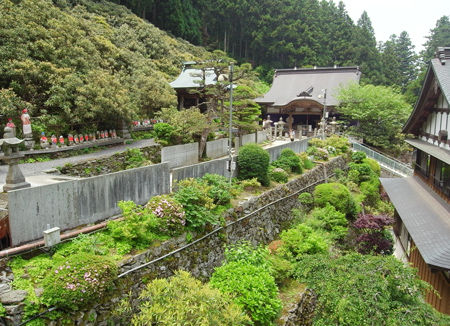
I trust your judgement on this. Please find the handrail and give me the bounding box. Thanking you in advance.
[351,142,413,176]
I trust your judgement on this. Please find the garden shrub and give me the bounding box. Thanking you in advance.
[267,254,293,286]
[202,173,233,205]
[313,183,358,217]
[347,169,360,184]
[309,203,348,240]
[298,192,314,211]
[210,261,282,325]
[240,178,261,191]
[174,179,217,230]
[224,241,270,268]
[363,157,381,176]
[352,214,394,255]
[270,158,291,172]
[131,271,251,326]
[308,138,325,148]
[298,152,314,169]
[124,148,147,169]
[348,162,374,183]
[269,167,288,183]
[107,201,163,253]
[153,122,176,145]
[41,253,117,310]
[278,149,303,173]
[278,224,328,260]
[325,135,349,154]
[237,144,270,186]
[145,195,186,235]
[360,178,381,207]
[293,253,450,326]
[351,151,367,163]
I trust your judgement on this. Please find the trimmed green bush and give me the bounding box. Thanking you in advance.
[278,149,303,173]
[42,253,117,310]
[348,162,375,183]
[313,183,358,217]
[351,151,367,163]
[298,192,314,211]
[202,173,233,205]
[278,224,328,259]
[269,167,289,183]
[363,158,381,176]
[210,261,282,325]
[238,144,270,186]
[153,123,176,145]
[360,178,381,207]
[132,271,251,326]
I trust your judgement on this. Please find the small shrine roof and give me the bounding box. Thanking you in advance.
[255,66,361,107]
[170,63,217,89]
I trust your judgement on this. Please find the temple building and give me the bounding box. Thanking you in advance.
[380,47,450,314]
[255,66,361,136]
[170,62,227,112]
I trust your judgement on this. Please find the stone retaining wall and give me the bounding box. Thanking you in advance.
[0,156,346,325]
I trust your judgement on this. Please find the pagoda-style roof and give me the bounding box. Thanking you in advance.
[403,47,450,134]
[255,66,361,108]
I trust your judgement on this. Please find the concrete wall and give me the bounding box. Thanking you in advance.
[7,163,170,246]
[206,138,228,159]
[267,138,309,162]
[241,133,256,146]
[256,130,268,144]
[161,142,198,168]
[172,156,237,182]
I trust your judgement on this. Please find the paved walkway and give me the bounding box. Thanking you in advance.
[0,138,156,187]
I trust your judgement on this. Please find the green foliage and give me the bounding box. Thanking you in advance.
[153,123,176,146]
[348,162,375,184]
[363,157,381,176]
[360,178,381,207]
[351,151,367,163]
[124,148,148,169]
[210,261,281,325]
[145,195,186,236]
[272,148,303,174]
[308,204,348,240]
[313,183,358,217]
[298,152,314,170]
[278,224,328,260]
[155,107,210,145]
[41,253,117,310]
[224,241,270,268]
[298,192,314,211]
[294,253,450,325]
[268,167,288,184]
[131,270,252,326]
[201,173,233,205]
[267,255,293,286]
[174,178,217,230]
[107,201,164,253]
[237,144,270,186]
[324,135,350,154]
[239,178,261,190]
[0,303,5,317]
[338,84,412,149]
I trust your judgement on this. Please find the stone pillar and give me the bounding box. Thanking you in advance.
[3,154,30,191]
[120,120,131,139]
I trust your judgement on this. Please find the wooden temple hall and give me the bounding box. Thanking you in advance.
[255,66,361,136]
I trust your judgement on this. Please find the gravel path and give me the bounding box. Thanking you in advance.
[0,138,156,183]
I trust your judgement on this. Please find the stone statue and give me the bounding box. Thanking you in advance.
[40,132,49,149]
[21,109,32,138]
[50,135,57,148]
[59,136,65,147]
[68,134,74,146]
[6,118,16,137]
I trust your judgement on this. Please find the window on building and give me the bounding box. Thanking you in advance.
[416,150,430,177]
[434,160,450,197]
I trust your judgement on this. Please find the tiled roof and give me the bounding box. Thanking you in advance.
[431,55,450,105]
[405,139,450,165]
[170,66,217,89]
[380,176,450,270]
[255,66,361,107]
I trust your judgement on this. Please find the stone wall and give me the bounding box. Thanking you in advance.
[0,157,346,325]
[60,145,161,177]
[161,142,199,168]
[7,163,170,246]
[256,130,268,143]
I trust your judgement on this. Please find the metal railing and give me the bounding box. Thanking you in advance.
[351,142,413,177]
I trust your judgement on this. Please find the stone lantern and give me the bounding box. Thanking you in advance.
[0,125,30,191]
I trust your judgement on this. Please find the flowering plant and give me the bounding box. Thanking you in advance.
[41,253,117,310]
[145,195,186,235]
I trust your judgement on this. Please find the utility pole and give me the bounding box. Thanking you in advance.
[228,62,234,185]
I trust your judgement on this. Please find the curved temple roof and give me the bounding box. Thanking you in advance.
[255,66,361,107]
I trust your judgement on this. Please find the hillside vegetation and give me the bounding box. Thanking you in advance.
[0,0,211,135]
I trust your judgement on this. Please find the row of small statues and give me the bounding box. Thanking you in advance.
[39,130,118,149]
